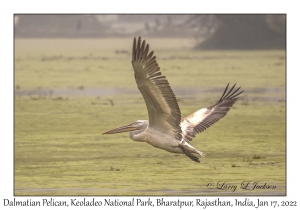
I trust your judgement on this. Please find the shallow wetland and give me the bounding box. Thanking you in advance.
[15,38,285,195]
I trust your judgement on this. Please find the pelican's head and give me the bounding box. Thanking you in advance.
[102,120,148,135]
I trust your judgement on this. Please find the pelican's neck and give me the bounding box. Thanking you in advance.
[130,120,148,142]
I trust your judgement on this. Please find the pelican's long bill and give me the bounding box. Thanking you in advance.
[102,123,138,135]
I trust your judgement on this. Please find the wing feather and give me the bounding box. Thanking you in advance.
[181,83,244,142]
[132,37,182,140]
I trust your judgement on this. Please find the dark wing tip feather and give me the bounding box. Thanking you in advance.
[220,83,244,101]
[208,83,244,109]
[222,83,236,99]
[144,44,149,59]
[133,37,153,63]
[219,83,230,100]
[226,86,241,99]
[229,89,244,99]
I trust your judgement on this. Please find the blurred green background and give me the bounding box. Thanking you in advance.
[14,15,285,196]
[15,38,285,195]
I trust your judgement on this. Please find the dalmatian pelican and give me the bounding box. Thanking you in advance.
[102,37,244,163]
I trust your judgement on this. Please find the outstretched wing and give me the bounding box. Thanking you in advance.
[181,83,244,142]
[132,37,182,140]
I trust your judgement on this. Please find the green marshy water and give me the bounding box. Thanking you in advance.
[15,39,285,195]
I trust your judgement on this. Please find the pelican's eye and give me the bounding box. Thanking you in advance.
[135,121,143,127]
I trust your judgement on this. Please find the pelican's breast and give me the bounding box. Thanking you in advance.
[132,127,181,153]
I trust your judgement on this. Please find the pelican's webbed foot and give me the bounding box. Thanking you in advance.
[197,150,206,157]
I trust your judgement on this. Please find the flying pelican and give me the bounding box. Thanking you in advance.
[102,37,244,163]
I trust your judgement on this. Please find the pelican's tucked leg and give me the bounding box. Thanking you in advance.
[178,144,200,163]
[180,139,206,157]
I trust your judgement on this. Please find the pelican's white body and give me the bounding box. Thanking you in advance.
[129,121,205,157]
[130,126,182,153]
